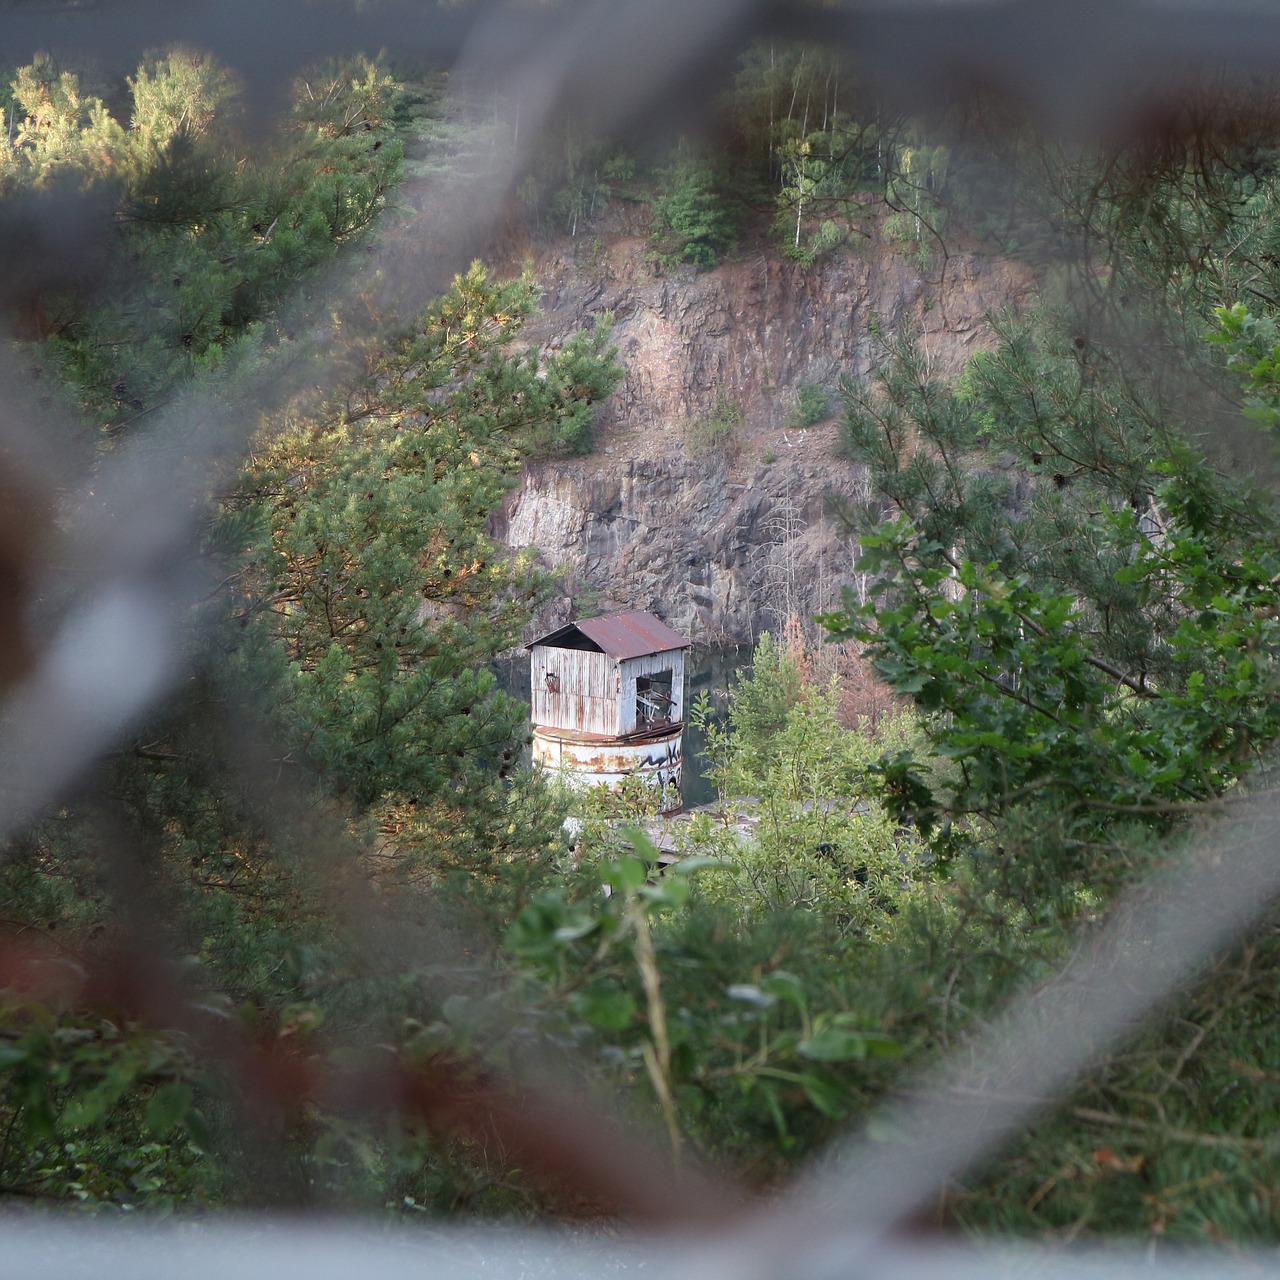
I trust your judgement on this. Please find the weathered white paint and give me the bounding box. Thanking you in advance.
[530,645,619,736]
[531,644,685,738]
[532,724,683,815]
[530,634,688,811]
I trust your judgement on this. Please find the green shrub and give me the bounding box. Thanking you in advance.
[652,156,737,267]
[788,381,829,427]
[685,393,743,455]
[685,633,928,929]
[601,150,636,184]
[781,217,847,267]
[574,581,602,619]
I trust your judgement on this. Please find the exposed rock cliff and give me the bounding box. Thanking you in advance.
[491,217,1035,643]
[493,442,867,644]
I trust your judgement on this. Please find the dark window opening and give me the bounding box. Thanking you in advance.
[636,670,674,728]
[545,633,603,653]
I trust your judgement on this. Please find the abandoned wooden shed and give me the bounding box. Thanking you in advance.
[527,610,691,814]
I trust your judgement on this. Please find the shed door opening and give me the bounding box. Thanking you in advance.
[636,670,674,729]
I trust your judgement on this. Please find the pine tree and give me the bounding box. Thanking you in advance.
[0,50,406,433]
[0,260,622,1208]
[825,305,1280,904]
[0,62,621,1198]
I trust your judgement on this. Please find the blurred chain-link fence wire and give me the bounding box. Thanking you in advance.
[4,0,1280,1274]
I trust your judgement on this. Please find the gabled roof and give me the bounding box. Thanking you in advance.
[528,610,691,660]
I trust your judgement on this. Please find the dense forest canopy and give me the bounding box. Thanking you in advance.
[0,0,1280,1260]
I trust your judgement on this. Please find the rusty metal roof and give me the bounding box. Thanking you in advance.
[528,610,691,659]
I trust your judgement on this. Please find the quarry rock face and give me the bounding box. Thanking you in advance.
[494,448,871,644]
[492,223,1034,643]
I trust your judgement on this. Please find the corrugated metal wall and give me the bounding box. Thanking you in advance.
[530,645,620,735]
[529,645,686,737]
[618,650,686,735]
